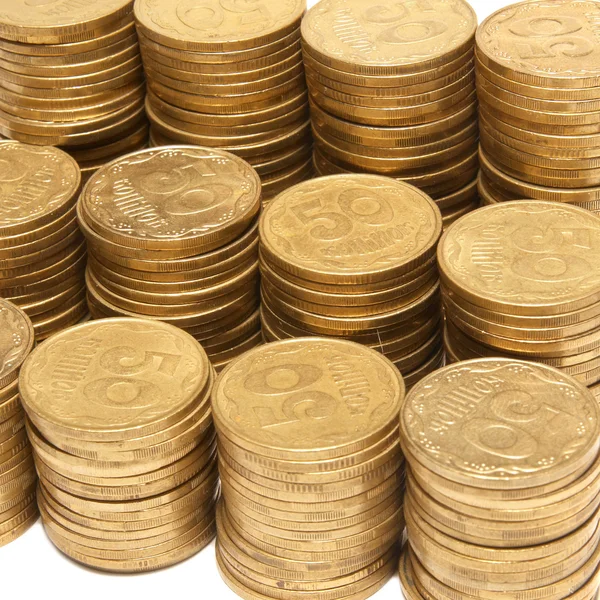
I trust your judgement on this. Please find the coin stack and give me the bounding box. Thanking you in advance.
[476,0,600,211]
[302,0,480,229]
[19,318,218,571]
[79,146,262,373]
[0,0,147,184]
[134,0,313,203]
[399,358,600,600]
[260,175,443,389]
[0,141,88,341]
[0,299,38,548]
[439,201,600,397]
[212,338,406,600]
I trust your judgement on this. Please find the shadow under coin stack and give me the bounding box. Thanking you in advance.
[476,0,600,211]
[135,0,313,203]
[302,0,480,229]
[79,146,262,373]
[439,201,600,400]
[19,318,218,572]
[0,142,87,341]
[260,175,443,389]
[212,338,406,600]
[399,358,600,600]
[0,299,37,548]
[0,0,147,184]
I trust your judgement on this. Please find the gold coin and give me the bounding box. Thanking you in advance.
[212,338,404,461]
[135,0,304,53]
[0,500,38,548]
[0,299,33,390]
[301,0,476,76]
[401,358,600,490]
[260,174,442,285]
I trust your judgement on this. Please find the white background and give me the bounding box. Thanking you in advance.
[1,1,505,598]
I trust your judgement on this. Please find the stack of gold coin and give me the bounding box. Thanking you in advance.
[212,338,406,600]
[260,175,443,388]
[439,201,600,395]
[0,141,88,341]
[134,0,313,203]
[399,358,600,600]
[302,0,480,228]
[19,318,218,572]
[0,299,38,548]
[0,0,148,183]
[79,146,262,373]
[476,0,600,211]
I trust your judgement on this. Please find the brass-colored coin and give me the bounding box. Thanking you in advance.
[212,338,404,461]
[19,318,210,442]
[0,501,37,548]
[260,174,442,285]
[0,299,33,390]
[401,358,600,490]
[301,0,476,76]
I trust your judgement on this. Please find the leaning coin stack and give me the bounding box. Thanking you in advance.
[399,358,600,600]
[0,299,37,548]
[0,0,148,184]
[19,318,218,572]
[212,338,406,600]
[135,0,313,203]
[260,175,443,389]
[0,141,88,341]
[302,0,480,228]
[79,146,262,373]
[439,201,600,397]
[476,0,600,212]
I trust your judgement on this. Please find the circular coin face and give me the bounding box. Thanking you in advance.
[80,146,261,253]
[477,0,600,86]
[438,201,600,314]
[302,0,476,72]
[0,298,34,389]
[211,337,404,456]
[19,318,211,440]
[260,174,442,284]
[134,0,305,50]
[0,142,80,236]
[400,358,600,489]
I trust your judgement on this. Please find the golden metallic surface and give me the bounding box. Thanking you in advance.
[301,0,476,76]
[0,300,34,389]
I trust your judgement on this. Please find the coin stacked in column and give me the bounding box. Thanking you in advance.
[134,0,313,203]
[439,201,600,393]
[477,0,600,212]
[0,299,37,547]
[400,358,600,600]
[19,318,218,571]
[79,146,262,373]
[0,141,88,341]
[212,338,405,600]
[260,175,443,389]
[302,0,479,228]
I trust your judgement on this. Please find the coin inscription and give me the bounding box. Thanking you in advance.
[0,299,34,387]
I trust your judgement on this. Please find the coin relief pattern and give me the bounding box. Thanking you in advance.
[401,359,600,483]
[477,0,600,79]
[81,147,260,243]
[19,319,209,432]
[213,339,403,450]
[0,300,34,383]
[302,0,477,67]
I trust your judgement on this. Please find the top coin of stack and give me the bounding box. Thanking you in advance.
[212,337,406,600]
[0,299,38,548]
[260,174,444,389]
[135,0,313,203]
[0,141,88,341]
[476,0,600,212]
[399,358,600,600]
[302,0,480,228]
[439,200,600,399]
[19,318,219,572]
[0,0,148,182]
[79,145,262,372]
